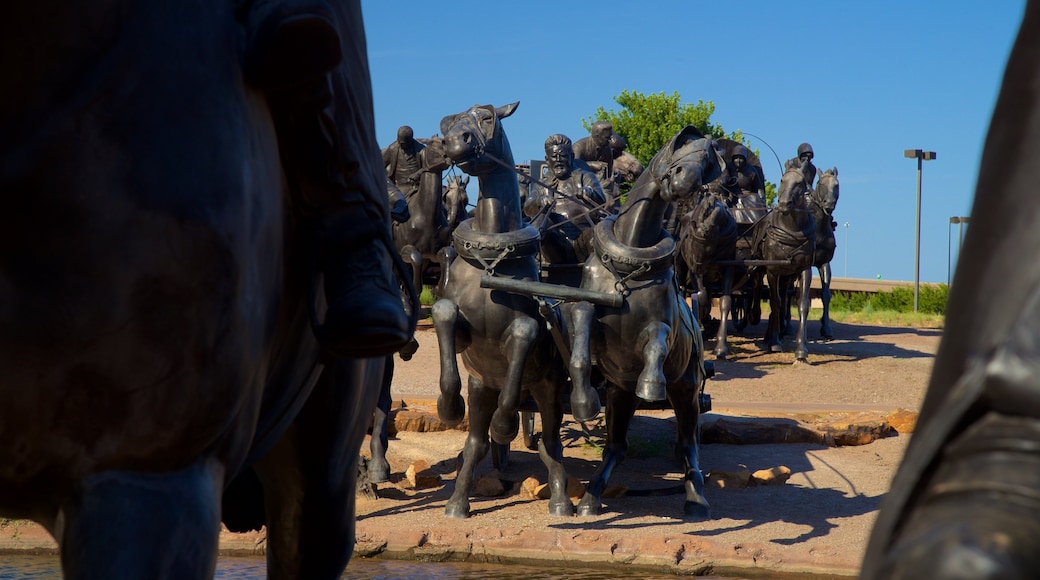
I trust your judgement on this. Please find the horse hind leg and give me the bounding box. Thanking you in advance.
[577,385,639,517]
[368,356,394,483]
[531,379,576,517]
[445,378,497,519]
[668,371,710,520]
[794,268,812,362]
[714,270,734,359]
[60,459,223,579]
[818,262,834,339]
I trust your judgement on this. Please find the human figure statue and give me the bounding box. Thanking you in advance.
[383,125,443,197]
[573,120,616,198]
[524,134,608,267]
[241,0,413,358]
[717,144,767,225]
[788,142,818,191]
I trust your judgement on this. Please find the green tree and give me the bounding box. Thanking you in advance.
[584,90,776,204]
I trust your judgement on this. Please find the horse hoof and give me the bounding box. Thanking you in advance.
[549,501,575,517]
[437,393,466,426]
[570,390,601,423]
[368,462,390,484]
[576,497,601,517]
[444,502,470,519]
[795,351,809,363]
[684,501,711,521]
[490,410,519,445]
[713,347,729,360]
[636,380,667,403]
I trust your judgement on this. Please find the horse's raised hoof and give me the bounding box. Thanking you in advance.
[683,501,711,521]
[576,495,602,517]
[437,393,466,426]
[549,501,575,517]
[636,377,667,403]
[398,336,420,361]
[490,409,520,445]
[569,386,602,422]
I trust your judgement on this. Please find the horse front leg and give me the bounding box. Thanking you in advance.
[257,357,385,579]
[818,262,834,339]
[636,321,671,403]
[400,245,423,297]
[531,380,576,517]
[667,366,710,520]
[490,315,539,445]
[577,384,639,517]
[432,298,466,425]
[445,377,496,519]
[764,272,784,353]
[795,267,813,362]
[564,301,601,422]
[714,268,733,359]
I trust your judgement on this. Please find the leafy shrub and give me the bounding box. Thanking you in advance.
[830,283,947,315]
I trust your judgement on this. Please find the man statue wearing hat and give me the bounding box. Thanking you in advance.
[789,142,818,191]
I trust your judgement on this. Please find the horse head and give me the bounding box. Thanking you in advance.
[439,102,519,175]
[777,161,812,215]
[439,102,522,233]
[648,126,726,203]
[812,167,840,215]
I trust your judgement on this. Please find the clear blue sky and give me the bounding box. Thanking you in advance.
[361,1,1024,284]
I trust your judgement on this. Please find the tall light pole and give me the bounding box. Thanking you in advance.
[843,221,850,277]
[949,216,970,285]
[904,149,937,312]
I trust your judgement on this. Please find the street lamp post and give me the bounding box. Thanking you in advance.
[904,149,937,312]
[948,216,970,285]
[843,221,850,277]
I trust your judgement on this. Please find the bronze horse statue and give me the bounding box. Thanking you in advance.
[0,1,393,577]
[863,5,1040,577]
[806,167,840,339]
[432,102,581,518]
[564,126,723,519]
[676,190,741,358]
[749,161,816,362]
[443,173,471,234]
[392,138,454,296]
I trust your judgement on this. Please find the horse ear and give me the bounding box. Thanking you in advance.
[831,167,838,177]
[462,175,470,186]
[439,114,458,136]
[495,101,520,119]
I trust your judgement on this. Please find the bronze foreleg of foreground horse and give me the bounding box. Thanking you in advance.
[252,358,384,580]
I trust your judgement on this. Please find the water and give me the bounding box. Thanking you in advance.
[0,555,753,579]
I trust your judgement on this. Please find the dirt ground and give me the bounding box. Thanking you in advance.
[352,317,942,577]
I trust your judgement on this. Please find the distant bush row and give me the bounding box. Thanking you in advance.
[829,284,948,315]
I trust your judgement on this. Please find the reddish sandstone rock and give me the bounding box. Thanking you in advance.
[751,465,792,486]
[405,460,442,488]
[886,408,919,433]
[707,464,751,489]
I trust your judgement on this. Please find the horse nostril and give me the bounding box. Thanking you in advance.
[462,132,472,144]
